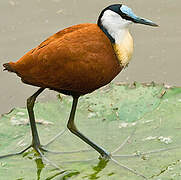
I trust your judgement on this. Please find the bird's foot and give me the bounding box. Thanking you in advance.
[34,145,62,170]
[92,128,148,179]
[0,143,62,170]
[42,128,67,148]
[0,142,49,159]
[97,150,147,179]
[103,128,180,179]
[94,130,147,179]
[109,146,180,180]
[40,128,92,155]
[39,146,92,155]
[0,128,91,158]
[0,144,32,159]
[109,156,148,179]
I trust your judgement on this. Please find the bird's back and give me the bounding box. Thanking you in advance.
[4,23,122,95]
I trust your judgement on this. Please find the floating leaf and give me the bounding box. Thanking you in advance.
[0,83,181,179]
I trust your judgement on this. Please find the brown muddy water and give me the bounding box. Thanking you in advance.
[0,0,181,114]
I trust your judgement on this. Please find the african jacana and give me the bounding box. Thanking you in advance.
[2,4,158,159]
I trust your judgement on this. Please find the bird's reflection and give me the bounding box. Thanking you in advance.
[85,157,114,179]
[24,151,114,180]
[34,157,45,180]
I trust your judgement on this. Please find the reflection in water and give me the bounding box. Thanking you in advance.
[31,151,111,179]
[85,158,114,179]
[18,150,115,180]
[46,170,80,180]
[32,152,80,180]
[24,151,46,180]
[35,157,45,180]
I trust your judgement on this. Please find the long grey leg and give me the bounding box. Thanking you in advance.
[0,88,45,158]
[67,96,110,159]
[27,87,45,149]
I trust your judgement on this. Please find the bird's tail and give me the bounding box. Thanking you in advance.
[3,63,16,73]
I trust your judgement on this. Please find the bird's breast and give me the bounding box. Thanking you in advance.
[112,31,133,68]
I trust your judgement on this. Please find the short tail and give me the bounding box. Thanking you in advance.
[3,63,16,73]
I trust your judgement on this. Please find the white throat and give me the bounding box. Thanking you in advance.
[100,9,134,67]
[101,10,132,44]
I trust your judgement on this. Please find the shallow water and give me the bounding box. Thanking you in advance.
[0,0,181,114]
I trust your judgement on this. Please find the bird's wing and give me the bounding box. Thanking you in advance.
[7,23,120,93]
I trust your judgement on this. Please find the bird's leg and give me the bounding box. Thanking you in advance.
[27,92,91,154]
[67,96,110,160]
[27,87,45,150]
[0,87,63,170]
[0,88,45,159]
[66,96,147,179]
[40,123,92,154]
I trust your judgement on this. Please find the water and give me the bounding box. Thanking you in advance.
[0,0,181,114]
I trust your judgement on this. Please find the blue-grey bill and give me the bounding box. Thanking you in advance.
[134,16,158,27]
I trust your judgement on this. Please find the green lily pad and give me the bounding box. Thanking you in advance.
[0,82,181,179]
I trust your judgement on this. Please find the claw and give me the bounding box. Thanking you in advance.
[111,157,147,179]
[43,129,67,147]
[0,145,32,159]
[40,147,92,154]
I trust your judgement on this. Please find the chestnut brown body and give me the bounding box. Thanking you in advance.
[5,24,122,95]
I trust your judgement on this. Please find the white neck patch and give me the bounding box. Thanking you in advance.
[101,10,132,44]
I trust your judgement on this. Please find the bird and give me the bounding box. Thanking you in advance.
[2,4,158,160]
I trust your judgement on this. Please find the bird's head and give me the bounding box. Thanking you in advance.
[98,4,158,43]
[98,4,158,28]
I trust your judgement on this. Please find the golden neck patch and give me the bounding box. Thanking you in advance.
[112,31,133,67]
